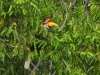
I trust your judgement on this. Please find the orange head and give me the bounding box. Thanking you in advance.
[43,19,58,27]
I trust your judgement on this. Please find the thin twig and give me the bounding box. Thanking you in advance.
[58,0,68,31]
[72,0,77,9]
[61,0,67,11]
[49,60,52,70]
[49,60,52,75]
[52,71,56,75]
[28,67,32,72]
[7,57,18,68]
[0,38,15,48]
[82,0,90,16]
[31,62,39,70]
[62,59,71,73]
[58,13,68,31]
[29,61,41,75]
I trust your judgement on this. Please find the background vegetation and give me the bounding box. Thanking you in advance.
[0,0,100,75]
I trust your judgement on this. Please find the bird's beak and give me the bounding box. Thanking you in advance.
[47,22,58,27]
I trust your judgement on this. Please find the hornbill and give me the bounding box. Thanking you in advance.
[29,19,58,52]
[24,19,58,69]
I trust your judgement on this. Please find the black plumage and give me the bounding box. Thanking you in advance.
[29,34,47,53]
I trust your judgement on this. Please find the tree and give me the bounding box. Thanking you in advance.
[0,0,100,75]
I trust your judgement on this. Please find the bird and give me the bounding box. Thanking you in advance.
[24,19,58,70]
[42,19,58,31]
[43,19,58,27]
[29,19,58,52]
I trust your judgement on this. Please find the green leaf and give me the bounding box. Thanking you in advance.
[6,26,13,37]
[73,32,79,38]
[22,8,27,15]
[8,5,13,13]
[70,44,76,50]
[0,52,5,62]
[85,35,91,38]
[1,27,7,36]
[11,65,14,75]
[0,1,3,11]
[97,31,100,33]
[0,68,6,71]
[7,5,14,16]
[87,52,94,58]
[13,29,18,39]
[30,17,33,27]
[13,0,24,4]
[30,2,40,12]
[12,45,18,57]
[19,0,24,4]
[87,66,94,73]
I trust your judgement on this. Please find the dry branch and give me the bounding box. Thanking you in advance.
[29,61,41,75]
[62,59,71,73]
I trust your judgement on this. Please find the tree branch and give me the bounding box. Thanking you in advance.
[31,62,39,70]
[58,0,68,31]
[52,71,56,75]
[58,13,68,31]
[62,59,71,73]
[29,60,41,75]
[49,60,52,75]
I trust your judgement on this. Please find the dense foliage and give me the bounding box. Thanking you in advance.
[0,0,100,75]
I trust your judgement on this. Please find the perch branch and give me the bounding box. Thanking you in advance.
[62,59,71,73]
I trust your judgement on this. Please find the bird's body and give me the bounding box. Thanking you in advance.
[25,19,58,69]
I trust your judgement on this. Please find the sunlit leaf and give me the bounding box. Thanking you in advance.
[22,8,27,15]
[30,2,40,12]
[11,65,14,75]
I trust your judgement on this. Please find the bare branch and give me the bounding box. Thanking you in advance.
[58,0,68,31]
[29,61,41,75]
[49,60,52,75]
[62,59,71,73]
[31,62,39,70]
[52,71,56,75]
[72,0,77,9]
[61,0,67,11]
[58,0,77,31]
[28,67,32,72]
[82,0,90,16]
[58,13,68,31]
